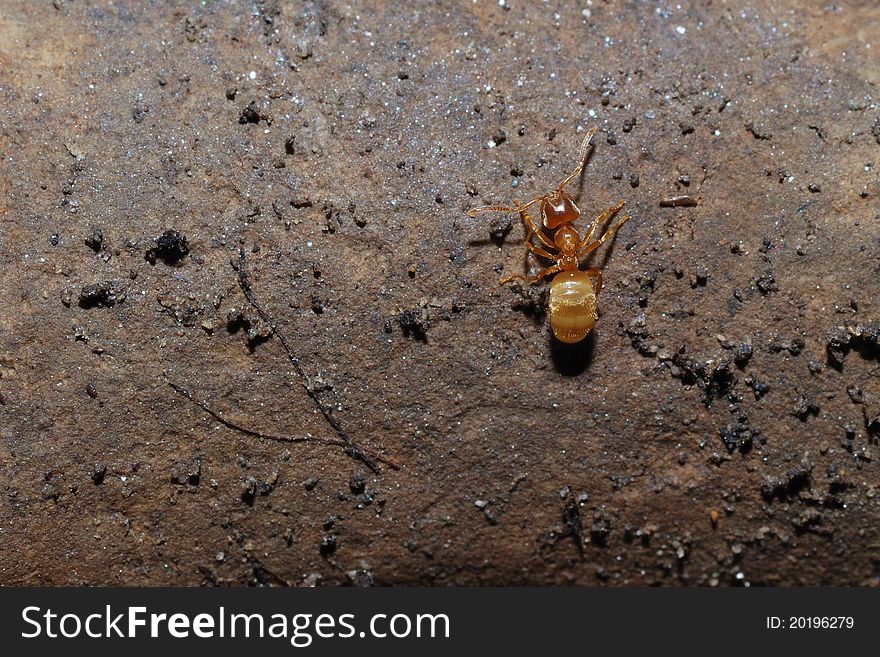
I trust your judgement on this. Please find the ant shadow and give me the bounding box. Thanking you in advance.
[549,329,595,376]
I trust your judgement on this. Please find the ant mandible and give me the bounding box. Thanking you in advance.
[468,126,632,344]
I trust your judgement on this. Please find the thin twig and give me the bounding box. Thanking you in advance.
[659,194,700,208]
[168,382,346,448]
[234,247,399,473]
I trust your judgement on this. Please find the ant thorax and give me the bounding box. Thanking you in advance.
[553,224,581,256]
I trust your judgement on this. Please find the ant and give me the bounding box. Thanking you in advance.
[468,126,631,344]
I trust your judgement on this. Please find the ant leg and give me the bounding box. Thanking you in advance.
[516,201,556,250]
[557,126,597,191]
[500,264,561,285]
[583,268,603,295]
[524,240,556,261]
[578,214,632,256]
[468,196,542,218]
[578,200,625,252]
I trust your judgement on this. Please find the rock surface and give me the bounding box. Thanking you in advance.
[0,1,877,585]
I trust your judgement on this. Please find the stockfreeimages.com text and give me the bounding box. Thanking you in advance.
[22,606,450,647]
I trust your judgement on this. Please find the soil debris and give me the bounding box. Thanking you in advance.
[145,230,189,265]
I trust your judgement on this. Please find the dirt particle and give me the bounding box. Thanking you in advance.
[761,464,812,501]
[239,100,261,124]
[755,271,777,295]
[791,394,819,420]
[745,121,772,140]
[397,308,429,341]
[132,100,148,124]
[90,464,106,485]
[590,511,612,548]
[349,471,366,494]
[303,477,319,491]
[846,385,864,404]
[489,214,512,239]
[690,268,708,288]
[718,416,756,453]
[145,230,189,265]
[733,342,753,366]
[744,372,769,399]
[84,227,104,252]
[240,476,258,505]
[319,534,337,557]
[78,281,125,309]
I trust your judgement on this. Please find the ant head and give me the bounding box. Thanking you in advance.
[542,191,580,229]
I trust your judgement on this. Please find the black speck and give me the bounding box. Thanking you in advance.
[91,464,106,485]
[734,343,753,366]
[349,471,366,494]
[319,534,337,557]
[240,476,257,505]
[755,271,777,295]
[239,100,261,124]
[145,230,189,265]
[84,227,104,252]
[398,308,429,341]
[791,394,819,420]
[79,281,125,309]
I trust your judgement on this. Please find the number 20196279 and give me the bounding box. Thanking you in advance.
[766,617,854,629]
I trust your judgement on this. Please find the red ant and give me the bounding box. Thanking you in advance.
[468,127,631,343]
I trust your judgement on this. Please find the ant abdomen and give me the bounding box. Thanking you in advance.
[548,270,598,344]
